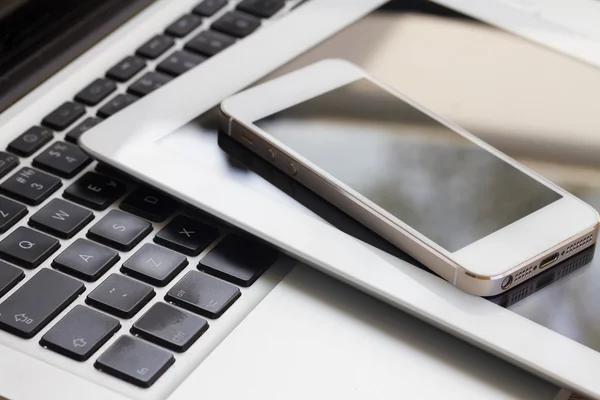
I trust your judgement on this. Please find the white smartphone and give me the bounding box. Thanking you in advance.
[220,59,600,296]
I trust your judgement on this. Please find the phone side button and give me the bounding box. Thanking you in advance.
[240,134,253,146]
[288,162,297,176]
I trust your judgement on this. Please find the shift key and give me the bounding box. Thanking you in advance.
[0,269,84,338]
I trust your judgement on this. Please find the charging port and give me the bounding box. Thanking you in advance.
[539,253,559,270]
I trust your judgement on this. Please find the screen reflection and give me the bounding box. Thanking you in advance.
[218,131,600,352]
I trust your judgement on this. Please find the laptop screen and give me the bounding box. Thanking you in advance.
[0,0,152,113]
[0,0,100,75]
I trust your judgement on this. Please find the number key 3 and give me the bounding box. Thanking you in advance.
[0,168,62,205]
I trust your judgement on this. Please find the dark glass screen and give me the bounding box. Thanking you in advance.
[256,78,561,252]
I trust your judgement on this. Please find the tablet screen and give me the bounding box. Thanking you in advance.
[159,2,600,354]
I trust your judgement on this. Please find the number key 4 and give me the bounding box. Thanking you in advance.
[33,141,91,179]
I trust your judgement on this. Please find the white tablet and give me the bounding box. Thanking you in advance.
[81,2,600,398]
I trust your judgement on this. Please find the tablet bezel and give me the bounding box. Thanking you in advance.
[80,1,600,397]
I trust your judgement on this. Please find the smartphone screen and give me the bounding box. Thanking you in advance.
[254,78,561,252]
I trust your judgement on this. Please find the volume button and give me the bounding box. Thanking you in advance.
[288,162,297,176]
[240,134,253,146]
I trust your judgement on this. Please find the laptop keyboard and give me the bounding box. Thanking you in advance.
[0,0,295,390]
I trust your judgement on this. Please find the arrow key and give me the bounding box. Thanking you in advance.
[40,305,120,361]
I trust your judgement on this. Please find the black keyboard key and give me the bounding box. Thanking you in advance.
[97,94,138,118]
[0,261,24,298]
[166,270,240,318]
[136,35,175,60]
[121,244,187,287]
[95,162,132,183]
[64,172,126,210]
[32,141,91,178]
[120,188,177,222]
[237,0,285,18]
[0,196,27,234]
[106,56,146,82]
[212,11,261,38]
[154,215,219,256]
[0,269,84,339]
[0,152,19,179]
[75,78,117,106]
[200,234,278,287]
[185,30,235,57]
[29,199,94,239]
[42,102,86,131]
[132,303,208,352]
[0,167,62,206]
[65,117,103,144]
[157,51,206,77]
[165,14,203,37]
[0,227,60,269]
[88,210,152,251]
[193,0,228,16]
[128,72,172,97]
[8,126,53,157]
[95,335,174,388]
[40,305,120,361]
[63,172,127,211]
[86,274,155,318]
[53,239,119,282]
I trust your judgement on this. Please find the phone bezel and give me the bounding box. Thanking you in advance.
[221,59,599,282]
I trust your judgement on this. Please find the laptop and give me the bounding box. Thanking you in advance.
[0,0,595,399]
